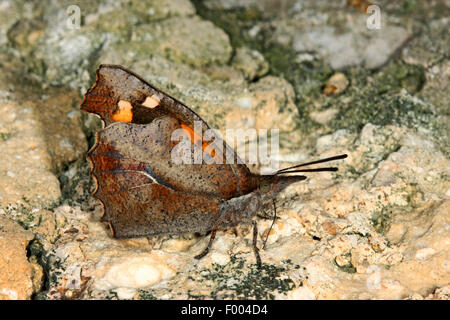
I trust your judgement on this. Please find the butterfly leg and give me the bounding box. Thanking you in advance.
[194,227,218,260]
[195,209,232,260]
[263,199,277,249]
[147,235,165,249]
[252,220,262,269]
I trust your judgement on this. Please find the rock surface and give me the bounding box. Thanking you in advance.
[0,0,448,300]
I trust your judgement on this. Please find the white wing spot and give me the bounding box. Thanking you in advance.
[142,95,160,108]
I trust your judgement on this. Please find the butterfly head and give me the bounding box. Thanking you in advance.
[258,175,306,201]
[257,154,348,201]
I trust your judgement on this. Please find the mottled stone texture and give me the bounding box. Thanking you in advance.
[0,217,42,300]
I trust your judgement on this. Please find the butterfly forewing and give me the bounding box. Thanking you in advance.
[83,65,255,191]
[82,65,263,238]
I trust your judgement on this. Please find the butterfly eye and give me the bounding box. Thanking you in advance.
[260,179,270,193]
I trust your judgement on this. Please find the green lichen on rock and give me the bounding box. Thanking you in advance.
[192,2,264,50]
[371,208,394,235]
[334,252,357,274]
[372,59,426,94]
[58,161,96,207]
[132,16,232,68]
[138,290,158,300]
[332,88,433,131]
[193,2,333,136]
[195,254,296,299]
[28,239,51,300]
[263,45,333,134]
[193,2,446,153]
[0,0,448,301]
[232,46,269,80]
[0,131,13,141]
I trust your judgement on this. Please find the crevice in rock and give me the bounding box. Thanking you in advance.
[27,238,50,300]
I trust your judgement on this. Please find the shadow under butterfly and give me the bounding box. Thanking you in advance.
[81,64,348,268]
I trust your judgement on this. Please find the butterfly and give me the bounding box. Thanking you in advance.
[81,64,347,267]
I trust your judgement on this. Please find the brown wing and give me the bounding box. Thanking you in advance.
[89,117,224,237]
[92,159,222,238]
[81,64,207,127]
[91,115,251,198]
[81,65,256,198]
[101,183,221,238]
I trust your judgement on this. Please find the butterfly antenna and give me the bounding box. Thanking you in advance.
[276,154,347,175]
[277,167,338,174]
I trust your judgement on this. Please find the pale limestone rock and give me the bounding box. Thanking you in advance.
[286,286,316,300]
[133,16,232,68]
[2,0,448,301]
[323,73,349,95]
[232,47,269,80]
[0,99,61,207]
[94,255,177,290]
[37,120,449,301]
[224,75,297,131]
[425,285,450,300]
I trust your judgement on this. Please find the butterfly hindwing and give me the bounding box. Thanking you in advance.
[89,118,225,237]
[100,182,222,238]
[81,65,262,238]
